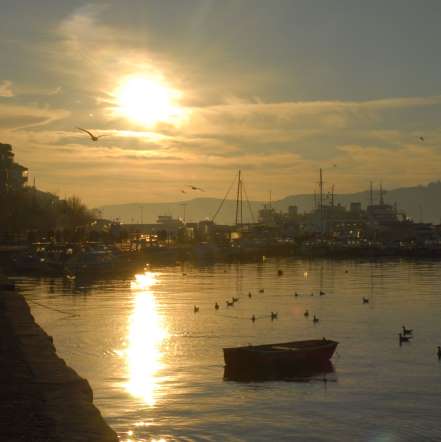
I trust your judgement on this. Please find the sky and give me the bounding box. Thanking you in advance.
[1,0,441,207]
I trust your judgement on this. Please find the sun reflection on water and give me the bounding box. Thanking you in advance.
[126,271,167,406]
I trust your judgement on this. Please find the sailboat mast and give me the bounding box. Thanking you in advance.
[319,168,323,212]
[235,170,241,226]
[319,168,324,233]
[240,173,243,225]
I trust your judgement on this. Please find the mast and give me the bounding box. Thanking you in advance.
[240,173,243,225]
[369,181,373,206]
[235,170,242,226]
[319,168,323,212]
[319,168,324,234]
[181,203,187,222]
[379,182,384,205]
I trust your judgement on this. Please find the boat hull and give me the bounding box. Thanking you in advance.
[223,339,338,379]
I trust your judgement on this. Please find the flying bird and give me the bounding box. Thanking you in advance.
[76,127,109,141]
[418,136,425,142]
[181,190,187,194]
[187,185,205,192]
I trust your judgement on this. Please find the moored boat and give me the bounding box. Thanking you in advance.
[223,338,338,378]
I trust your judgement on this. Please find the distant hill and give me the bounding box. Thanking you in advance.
[98,198,265,225]
[98,181,441,225]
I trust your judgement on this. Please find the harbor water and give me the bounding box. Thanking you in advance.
[15,259,441,441]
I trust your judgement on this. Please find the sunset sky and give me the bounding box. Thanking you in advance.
[1,0,441,207]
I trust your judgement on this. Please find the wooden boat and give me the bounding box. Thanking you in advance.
[223,339,338,376]
[224,359,335,382]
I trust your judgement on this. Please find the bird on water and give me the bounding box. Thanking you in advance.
[402,325,413,336]
[399,333,412,345]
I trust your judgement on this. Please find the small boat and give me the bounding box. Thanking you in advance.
[223,338,338,377]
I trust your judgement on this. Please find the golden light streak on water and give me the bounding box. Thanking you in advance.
[126,272,168,406]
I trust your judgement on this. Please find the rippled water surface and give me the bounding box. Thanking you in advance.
[15,259,441,441]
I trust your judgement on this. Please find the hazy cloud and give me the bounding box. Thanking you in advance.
[2,3,441,205]
[0,103,70,130]
[0,80,13,97]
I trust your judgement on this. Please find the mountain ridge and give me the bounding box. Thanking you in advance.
[98,181,441,225]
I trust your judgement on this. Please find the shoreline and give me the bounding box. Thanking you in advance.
[0,282,118,442]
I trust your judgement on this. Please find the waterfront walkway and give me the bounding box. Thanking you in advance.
[0,282,117,441]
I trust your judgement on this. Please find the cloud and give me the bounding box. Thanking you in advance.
[3,5,441,205]
[0,80,13,97]
[0,103,69,129]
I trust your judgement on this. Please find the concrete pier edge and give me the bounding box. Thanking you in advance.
[0,283,118,441]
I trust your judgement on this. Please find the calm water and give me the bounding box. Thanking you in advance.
[14,259,441,441]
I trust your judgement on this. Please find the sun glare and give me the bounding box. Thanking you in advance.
[114,75,187,127]
[126,271,168,406]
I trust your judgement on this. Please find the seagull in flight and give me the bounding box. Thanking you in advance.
[76,127,109,141]
[187,185,205,192]
[418,136,425,142]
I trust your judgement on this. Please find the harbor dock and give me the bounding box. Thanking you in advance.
[0,281,117,442]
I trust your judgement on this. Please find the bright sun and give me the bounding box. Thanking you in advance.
[114,75,186,127]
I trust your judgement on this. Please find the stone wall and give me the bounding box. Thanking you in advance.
[0,283,118,442]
